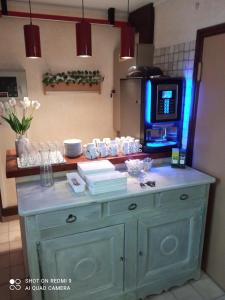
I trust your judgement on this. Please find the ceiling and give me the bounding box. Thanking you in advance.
[12,0,161,12]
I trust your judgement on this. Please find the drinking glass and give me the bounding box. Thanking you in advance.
[40,162,54,187]
[39,146,54,187]
[54,140,64,163]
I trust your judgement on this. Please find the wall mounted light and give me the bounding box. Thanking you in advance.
[23,0,41,58]
[120,0,135,59]
[76,0,92,57]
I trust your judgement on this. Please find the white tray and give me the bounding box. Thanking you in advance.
[67,172,86,193]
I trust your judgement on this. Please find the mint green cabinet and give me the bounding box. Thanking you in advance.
[38,224,124,300]
[137,206,203,287]
[20,183,211,300]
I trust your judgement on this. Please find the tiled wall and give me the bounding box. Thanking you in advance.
[153,40,196,149]
[153,40,196,78]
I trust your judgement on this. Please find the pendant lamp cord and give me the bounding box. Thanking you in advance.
[29,0,32,24]
[82,0,84,20]
[127,0,130,22]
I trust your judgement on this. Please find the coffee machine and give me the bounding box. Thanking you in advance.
[120,77,184,152]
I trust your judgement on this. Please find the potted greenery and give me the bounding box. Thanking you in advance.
[42,70,104,93]
[0,97,40,156]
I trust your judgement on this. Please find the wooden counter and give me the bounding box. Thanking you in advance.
[6,149,171,178]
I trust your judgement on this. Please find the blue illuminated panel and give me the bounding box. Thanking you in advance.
[146,141,177,148]
[162,90,172,99]
[182,75,193,150]
[145,80,152,124]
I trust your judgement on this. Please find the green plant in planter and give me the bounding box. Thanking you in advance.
[42,70,104,87]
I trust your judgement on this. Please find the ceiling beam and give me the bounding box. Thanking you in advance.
[2,10,126,27]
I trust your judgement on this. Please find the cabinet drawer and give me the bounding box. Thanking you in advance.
[106,194,154,216]
[37,204,101,229]
[156,185,206,207]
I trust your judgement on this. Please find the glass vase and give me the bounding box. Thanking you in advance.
[15,134,29,157]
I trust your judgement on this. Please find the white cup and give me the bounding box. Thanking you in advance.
[126,136,135,142]
[83,144,99,159]
[122,141,130,155]
[92,138,101,147]
[98,142,109,157]
[129,141,136,154]
[103,138,111,145]
[134,139,142,153]
[86,143,95,150]
[109,141,118,156]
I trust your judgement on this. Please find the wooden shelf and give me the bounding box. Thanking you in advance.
[43,82,101,94]
[6,149,171,178]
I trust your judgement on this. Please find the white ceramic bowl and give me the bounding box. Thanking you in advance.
[64,139,82,158]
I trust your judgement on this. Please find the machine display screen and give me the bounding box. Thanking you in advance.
[158,91,176,115]
[162,90,172,99]
[157,86,178,118]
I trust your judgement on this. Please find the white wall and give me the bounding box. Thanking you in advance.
[0,8,120,208]
[154,0,225,47]
[3,0,225,209]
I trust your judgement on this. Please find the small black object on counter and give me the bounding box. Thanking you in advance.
[140,181,156,188]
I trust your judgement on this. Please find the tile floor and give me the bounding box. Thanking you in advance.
[148,274,225,300]
[0,218,31,300]
[0,219,224,300]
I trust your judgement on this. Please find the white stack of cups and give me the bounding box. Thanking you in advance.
[120,137,142,155]
[83,136,142,159]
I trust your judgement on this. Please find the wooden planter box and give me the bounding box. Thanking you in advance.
[43,82,101,94]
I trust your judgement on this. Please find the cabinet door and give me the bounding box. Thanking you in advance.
[137,206,203,286]
[39,224,124,300]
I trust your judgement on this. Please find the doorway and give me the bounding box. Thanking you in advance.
[188,23,225,291]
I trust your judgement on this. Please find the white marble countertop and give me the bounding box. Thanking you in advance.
[16,165,215,216]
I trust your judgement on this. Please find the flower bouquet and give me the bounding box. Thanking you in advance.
[0,97,40,156]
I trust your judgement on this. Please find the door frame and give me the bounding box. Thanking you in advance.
[187,22,225,165]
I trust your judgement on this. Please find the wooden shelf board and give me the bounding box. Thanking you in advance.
[43,82,101,94]
[6,150,171,178]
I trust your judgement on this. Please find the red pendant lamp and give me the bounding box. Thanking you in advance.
[120,0,135,60]
[23,0,41,58]
[76,0,92,57]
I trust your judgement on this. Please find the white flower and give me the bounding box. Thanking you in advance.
[23,97,30,103]
[9,98,17,107]
[31,100,41,110]
[23,97,31,107]
[20,97,31,109]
